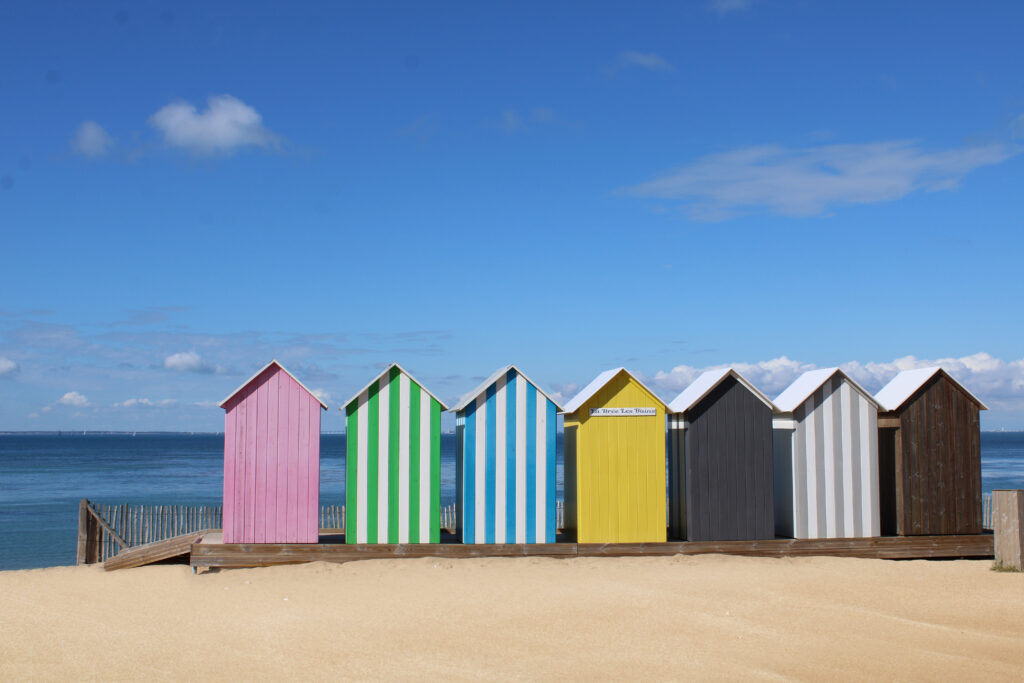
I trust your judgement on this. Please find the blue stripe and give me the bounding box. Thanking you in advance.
[526,383,536,543]
[505,370,516,543]
[463,402,476,543]
[546,399,556,543]
[485,384,496,544]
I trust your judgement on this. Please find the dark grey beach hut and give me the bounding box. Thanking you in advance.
[874,367,986,536]
[667,368,776,542]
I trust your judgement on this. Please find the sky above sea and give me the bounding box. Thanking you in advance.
[1,1,1023,431]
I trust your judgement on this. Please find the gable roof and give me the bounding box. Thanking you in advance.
[450,365,563,413]
[773,367,880,413]
[668,367,776,414]
[340,362,449,411]
[219,360,328,410]
[561,367,667,415]
[874,366,987,412]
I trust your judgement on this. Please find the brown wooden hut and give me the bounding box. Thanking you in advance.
[874,367,986,536]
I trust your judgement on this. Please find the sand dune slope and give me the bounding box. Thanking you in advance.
[1,555,1022,680]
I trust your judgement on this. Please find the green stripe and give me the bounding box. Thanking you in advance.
[430,399,441,542]
[345,401,358,544]
[366,383,379,543]
[409,382,421,543]
[388,366,400,544]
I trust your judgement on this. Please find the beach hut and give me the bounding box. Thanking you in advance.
[451,366,561,544]
[562,368,668,543]
[667,368,775,542]
[342,363,447,544]
[772,368,881,539]
[219,360,328,544]
[874,367,986,536]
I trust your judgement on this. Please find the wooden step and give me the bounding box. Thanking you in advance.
[104,530,213,571]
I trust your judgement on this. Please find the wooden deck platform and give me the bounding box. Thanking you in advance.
[189,533,993,569]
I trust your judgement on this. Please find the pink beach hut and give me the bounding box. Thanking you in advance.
[219,360,328,544]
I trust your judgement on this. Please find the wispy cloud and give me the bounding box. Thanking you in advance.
[708,0,753,14]
[1011,113,1024,139]
[163,350,223,374]
[115,397,178,408]
[496,107,559,134]
[148,95,281,154]
[70,121,114,158]
[611,51,673,74]
[622,140,1017,220]
[0,356,17,377]
[646,352,1024,409]
[310,388,332,403]
[57,391,90,407]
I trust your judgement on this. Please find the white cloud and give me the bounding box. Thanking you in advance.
[116,398,177,408]
[163,350,221,374]
[70,121,113,157]
[646,352,1024,409]
[623,140,1017,220]
[708,0,753,13]
[613,51,673,73]
[547,382,580,405]
[57,391,90,407]
[311,388,332,403]
[148,95,280,154]
[0,356,17,376]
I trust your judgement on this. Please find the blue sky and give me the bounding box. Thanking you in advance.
[2,0,1023,431]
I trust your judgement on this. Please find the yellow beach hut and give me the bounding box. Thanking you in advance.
[561,368,668,543]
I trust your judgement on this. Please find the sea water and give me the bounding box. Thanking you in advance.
[1,432,1021,570]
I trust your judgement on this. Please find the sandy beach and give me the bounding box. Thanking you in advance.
[1,555,1022,680]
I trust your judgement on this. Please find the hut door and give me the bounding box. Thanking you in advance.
[878,427,898,536]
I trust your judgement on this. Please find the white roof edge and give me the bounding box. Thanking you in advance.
[218,359,329,410]
[875,366,988,412]
[449,365,564,413]
[339,362,450,412]
[773,367,881,413]
[560,367,667,415]
[668,367,776,414]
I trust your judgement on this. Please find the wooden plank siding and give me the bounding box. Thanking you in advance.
[881,374,983,535]
[562,369,667,543]
[343,364,444,544]
[670,376,774,542]
[453,367,559,544]
[773,374,880,539]
[221,362,325,544]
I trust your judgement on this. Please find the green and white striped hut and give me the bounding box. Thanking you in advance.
[342,363,447,544]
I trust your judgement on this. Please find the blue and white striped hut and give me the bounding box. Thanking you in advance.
[451,366,562,544]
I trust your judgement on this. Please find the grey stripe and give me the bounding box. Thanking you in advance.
[814,385,828,536]
[830,377,844,537]
[793,403,807,538]
[850,387,863,537]
[867,402,880,535]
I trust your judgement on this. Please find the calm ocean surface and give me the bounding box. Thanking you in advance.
[2,432,1022,570]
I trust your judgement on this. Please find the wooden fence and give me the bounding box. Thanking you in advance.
[79,499,569,564]
[76,500,222,565]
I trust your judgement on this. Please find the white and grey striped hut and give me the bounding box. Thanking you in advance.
[772,368,881,540]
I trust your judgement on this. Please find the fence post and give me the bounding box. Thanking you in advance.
[993,490,1024,571]
[76,499,89,565]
